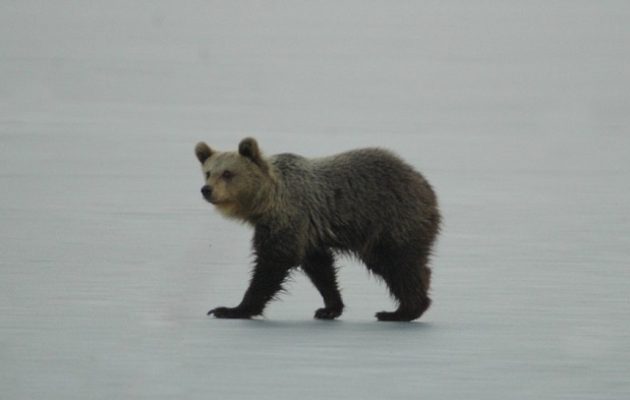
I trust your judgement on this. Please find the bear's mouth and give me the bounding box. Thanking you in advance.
[208,198,232,207]
[202,194,228,206]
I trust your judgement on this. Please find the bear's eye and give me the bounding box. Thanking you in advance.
[205,171,211,180]
[221,170,234,180]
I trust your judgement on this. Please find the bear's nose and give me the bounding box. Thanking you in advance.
[201,185,212,198]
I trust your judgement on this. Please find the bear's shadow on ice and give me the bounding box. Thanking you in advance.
[212,318,433,333]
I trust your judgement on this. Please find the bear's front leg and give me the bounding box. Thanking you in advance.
[207,224,300,319]
[208,260,292,319]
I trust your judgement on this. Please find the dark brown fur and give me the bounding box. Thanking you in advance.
[196,138,441,321]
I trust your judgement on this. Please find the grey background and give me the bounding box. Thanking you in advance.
[2,1,629,399]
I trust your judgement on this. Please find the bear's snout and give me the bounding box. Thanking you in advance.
[201,185,213,201]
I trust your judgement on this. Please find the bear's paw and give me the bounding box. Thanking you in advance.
[207,306,253,319]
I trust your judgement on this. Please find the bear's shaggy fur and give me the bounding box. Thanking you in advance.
[195,138,440,321]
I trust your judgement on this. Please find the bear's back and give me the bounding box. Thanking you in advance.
[268,148,439,249]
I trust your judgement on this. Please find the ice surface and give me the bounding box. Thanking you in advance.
[2,1,630,399]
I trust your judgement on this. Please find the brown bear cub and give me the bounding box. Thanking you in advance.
[195,138,440,322]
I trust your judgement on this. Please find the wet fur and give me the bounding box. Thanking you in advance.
[196,138,441,321]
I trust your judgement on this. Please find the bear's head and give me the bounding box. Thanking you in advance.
[195,137,275,221]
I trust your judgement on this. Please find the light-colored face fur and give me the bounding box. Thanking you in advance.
[195,138,274,221]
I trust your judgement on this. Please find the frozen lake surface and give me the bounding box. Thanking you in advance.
[2,1,630,399]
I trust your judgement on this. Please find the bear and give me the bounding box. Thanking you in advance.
[195,137,441,321]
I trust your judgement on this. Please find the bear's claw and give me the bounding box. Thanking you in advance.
[375,310,422,322]
[375,311,409,321]
[207,307,253,319]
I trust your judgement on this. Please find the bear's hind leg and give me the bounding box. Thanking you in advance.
[366,247,432,322]
[301,249,344,320]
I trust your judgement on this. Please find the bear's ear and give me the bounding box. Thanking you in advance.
[239,137,270,173]
[238,137,262,163]
[195,142,213,164]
